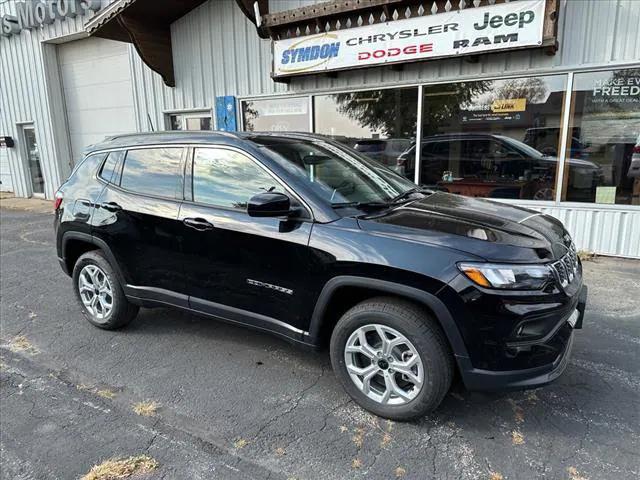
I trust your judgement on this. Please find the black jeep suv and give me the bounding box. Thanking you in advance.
[54,131,587,420]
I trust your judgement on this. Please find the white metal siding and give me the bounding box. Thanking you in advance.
[58,37,136,162]
[527,206,640,259]
[0,0,113,198]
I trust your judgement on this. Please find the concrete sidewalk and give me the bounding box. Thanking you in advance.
[0,192,53,214]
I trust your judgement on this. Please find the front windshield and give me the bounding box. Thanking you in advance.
[254,137,417,205]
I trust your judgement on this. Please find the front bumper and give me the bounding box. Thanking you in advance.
[458,285,587,391]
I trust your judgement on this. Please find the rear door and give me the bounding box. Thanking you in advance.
[92,146,188,301]
[178,146,314,332]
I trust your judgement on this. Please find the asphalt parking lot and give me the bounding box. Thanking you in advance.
[1,208,639,480]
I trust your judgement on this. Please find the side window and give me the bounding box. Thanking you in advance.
[66,152,107,187]
[192,148,280,210]
[99,150,125,183]
[120,148,183,198]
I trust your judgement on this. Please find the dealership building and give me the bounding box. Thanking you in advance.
[1,0,639,257]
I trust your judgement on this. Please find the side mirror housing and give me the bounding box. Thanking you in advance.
[247,192,291,218]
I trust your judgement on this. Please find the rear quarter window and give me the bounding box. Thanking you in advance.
[99,150,125,184]
[65,152,107,188]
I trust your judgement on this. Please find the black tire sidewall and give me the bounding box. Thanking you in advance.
[72,251,135,329]
[330,301,452,420]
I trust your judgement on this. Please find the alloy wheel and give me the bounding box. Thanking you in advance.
[344,324,424,405]
[78,264,114,320]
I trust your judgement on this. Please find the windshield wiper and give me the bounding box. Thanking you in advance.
[390,187,431,204]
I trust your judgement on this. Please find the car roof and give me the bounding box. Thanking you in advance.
[84,130,331,153]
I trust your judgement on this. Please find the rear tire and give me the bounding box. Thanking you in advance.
[72,250,138,330]
[330,296,453,420]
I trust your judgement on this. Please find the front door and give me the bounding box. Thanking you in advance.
[178,146,314,333]
[22,125,45,196]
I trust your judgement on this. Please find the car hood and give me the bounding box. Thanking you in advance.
[357,192,572,263]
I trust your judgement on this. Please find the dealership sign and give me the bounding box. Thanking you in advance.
[273,0,546,78]
[1,0,101,37]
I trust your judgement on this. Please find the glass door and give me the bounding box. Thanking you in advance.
[23,125,44,196]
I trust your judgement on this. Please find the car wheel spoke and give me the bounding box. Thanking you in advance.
[361,366,380,395]
[380,372,393,404]
[356,329,377,358]
[389,374,413,402]
[346,344,375,359]
[375,325,390,355]
[347,363,377,377]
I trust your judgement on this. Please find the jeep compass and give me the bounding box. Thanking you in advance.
[54,131,587,420]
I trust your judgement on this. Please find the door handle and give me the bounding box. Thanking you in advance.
[100,201,122,212]
[183,217,214,231]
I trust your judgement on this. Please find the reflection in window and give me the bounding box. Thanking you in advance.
[254,137,413,205]
[99,151,121,183]
[411,75,567,200]
[120,148,183,198]
[168,112,212,131]
[193,149,280,209]
[242,97,309,132]
[562,68,640,205]
[313,88,418,180]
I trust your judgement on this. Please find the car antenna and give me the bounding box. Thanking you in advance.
[147,113,155,132]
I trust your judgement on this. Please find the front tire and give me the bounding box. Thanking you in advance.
[72,250,138,330]
[330,297,453,420]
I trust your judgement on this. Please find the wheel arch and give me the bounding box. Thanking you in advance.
[307,276,470,360]
[61,232,128,285]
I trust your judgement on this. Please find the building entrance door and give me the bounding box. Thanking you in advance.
[22,125,44,196]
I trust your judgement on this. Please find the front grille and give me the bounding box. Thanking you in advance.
[550,242,579,288]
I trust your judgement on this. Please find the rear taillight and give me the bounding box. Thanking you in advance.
[54,191,63,211]
[633,145,640,154]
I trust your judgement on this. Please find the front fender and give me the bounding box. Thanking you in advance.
[307,275,470,361]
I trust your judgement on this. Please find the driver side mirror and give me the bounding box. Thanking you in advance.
[247,192,291,218]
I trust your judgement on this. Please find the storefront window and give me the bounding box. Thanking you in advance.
[241,97,309,132]
[168,112,212,131]
[417,75,567,200]
[562,68,640,205]
[313,87,418,180]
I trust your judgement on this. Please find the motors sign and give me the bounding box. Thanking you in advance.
[273,0,546,78]
[1,0,101,37]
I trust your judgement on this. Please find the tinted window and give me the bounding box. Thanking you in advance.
[120,148,183,198]
[192,148,280,209]
[67,152,107,187]
[99,150,125,183]
[255,138,414,205]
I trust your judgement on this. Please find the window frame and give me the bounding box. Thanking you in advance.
[184,145,313,221]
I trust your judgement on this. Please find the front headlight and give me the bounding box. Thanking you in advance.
[458,262,553,290]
